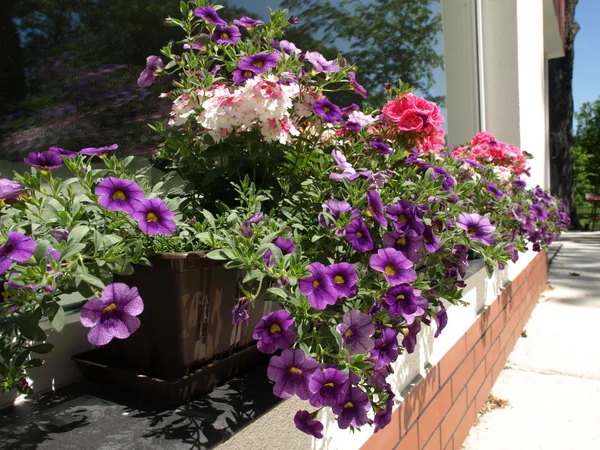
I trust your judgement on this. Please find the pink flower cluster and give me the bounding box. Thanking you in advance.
[381,93,445,153]
[168,74,304,145]
[452,131,529,177]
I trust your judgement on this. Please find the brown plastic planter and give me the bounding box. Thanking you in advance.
[75,252,274,400]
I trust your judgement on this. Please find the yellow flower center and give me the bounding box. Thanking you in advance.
[398,215,408,223]
[334,275,345,284]
[396,294,405,300]
[254,60,264,68]
[102,303,118,315]
[396,237,407,245]
[324,382,335,388]
[221,32,229,39]
[244,70,253,77]
[344,401,354,409]
[345,329,353,337]
[313,280,320,288]
[385,265,396,276]
[112,190,127,200]
[356,231,363,238]
[467,225,478,235]
[269,323,281,334]
[289,367,303,375]
[146,212,159,222]
[323,106,331,113]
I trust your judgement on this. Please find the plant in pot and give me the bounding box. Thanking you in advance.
[117,0,568,435]
[0,147,188,394]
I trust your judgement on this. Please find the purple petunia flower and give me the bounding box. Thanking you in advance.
[345,215,373,253]
[370,140,393,155]
[332,386,371,429]
[530,204,549,221]
[183,41,207,51]
[253,309,296,354]
[456,213,496,246]
[485,182,504,198]
[48,146,78,158]
[194,6,226,25]
[238,53,277,75]
[374,393,395,433]
[267,348,318,399]
[80,283,144,346]
[233,16,264,29]
[348,72,367,99]
[299,262,337,310]
[369,248,417,285]
[24,150,63,172]
[279,40,301,55]
[232,68,256,84]
[434,306,448,338]
[337,309,375,355]
[264,237,296,267]
[0,179,25,202]
[371,327,399,370]
[382,230,424,262]
[131,197,176,235]
[386,200,425,234]
[294,410,324,439]
[80,143,118,157]
[366,190,388,227]
[309,367,349,407]
[318,198,352,230]
[0,232,36,274]
[313,98,342,123]
[241,212,264,239]
[423,226,440,253]
[384,285,428,325]
[232,297,250,326]
[49,226,69,243]
[137,56,164,88]
[402,320,421,354]
[304,51,340,73]
[95,177,145,214]
[211,25,241,45]
[326,262,358,299]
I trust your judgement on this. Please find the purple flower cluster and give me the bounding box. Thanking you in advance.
[299,261,358,309]
[95,177,175,236]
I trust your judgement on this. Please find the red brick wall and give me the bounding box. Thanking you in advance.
[362,251,549,450]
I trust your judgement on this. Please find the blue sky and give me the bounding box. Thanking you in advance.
[573,0,600,114]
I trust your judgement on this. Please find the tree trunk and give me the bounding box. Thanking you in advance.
[549,0,579,226]
[0,0,27,114]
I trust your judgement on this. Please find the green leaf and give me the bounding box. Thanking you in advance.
[101,234,123,247]
[266,287,289,300]
[242,269,266,284]
[205,249,235,260]
[330,325,343,349]
[23,358,44,369]
[107,258,135,276]
[49,306,65,332]
[202,209,216,228]
[68,225,90,244]
[29,343,54,354]
[33,240,51,263]
[60,243,86,262]
[75,272,106,289]
[14,349,30,368]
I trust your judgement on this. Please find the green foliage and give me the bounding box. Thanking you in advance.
[0,153,193,393]
[574,98,600,203]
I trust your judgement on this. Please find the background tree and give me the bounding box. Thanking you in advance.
[549,0,579,225]
[573,98,600,207]
[281,0,444,106]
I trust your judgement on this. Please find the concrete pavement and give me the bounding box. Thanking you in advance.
[463,232,600,450]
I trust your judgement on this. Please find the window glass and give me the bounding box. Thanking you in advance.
[0,0,446,162]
